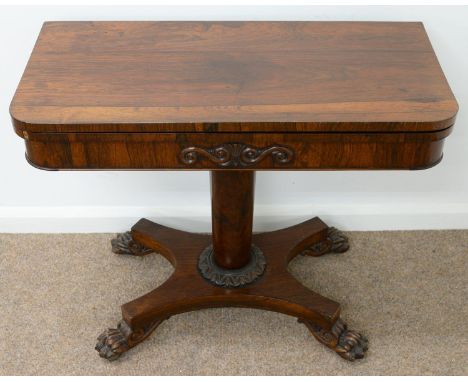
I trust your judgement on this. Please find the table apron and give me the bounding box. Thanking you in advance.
[22,129,451,171]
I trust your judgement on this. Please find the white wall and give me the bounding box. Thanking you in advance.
[1,5,467,233]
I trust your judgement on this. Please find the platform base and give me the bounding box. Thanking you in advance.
[96,217,367,361]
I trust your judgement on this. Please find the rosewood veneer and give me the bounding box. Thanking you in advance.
[10,21,458,362]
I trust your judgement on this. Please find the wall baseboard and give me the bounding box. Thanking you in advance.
[1,203,467,233]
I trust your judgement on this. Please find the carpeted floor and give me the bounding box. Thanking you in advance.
[0,230,467,375]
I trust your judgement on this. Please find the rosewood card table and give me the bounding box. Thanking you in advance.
[10,21,458,362]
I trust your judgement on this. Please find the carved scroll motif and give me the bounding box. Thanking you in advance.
[180,143,294,167]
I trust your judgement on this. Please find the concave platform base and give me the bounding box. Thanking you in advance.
[96,217,368,362]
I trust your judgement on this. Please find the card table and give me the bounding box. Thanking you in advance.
[10,21,458,361]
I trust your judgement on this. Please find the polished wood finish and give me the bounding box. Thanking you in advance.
[11,21,458,362]
[11,21,457,134]
[211,171,255,269]
[22,128,451,170]
[11,21,457,172]
[96,217,367,361]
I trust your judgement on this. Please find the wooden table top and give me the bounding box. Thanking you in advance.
[11,21,457,135]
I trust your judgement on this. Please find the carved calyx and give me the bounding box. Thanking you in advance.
[95,319,164,361]
[198,244,266,288]
[180,143,294,168]
[301,227,350,257]
[111,232,154,256]
[301,318,368,361]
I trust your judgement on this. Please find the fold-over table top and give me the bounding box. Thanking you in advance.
[11,21,458,134]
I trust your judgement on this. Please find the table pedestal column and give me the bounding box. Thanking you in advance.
[211,170,254,269]
[95,171,368,362]
[197,171,266,288]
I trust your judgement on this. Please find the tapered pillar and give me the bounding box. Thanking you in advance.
[210,170,255,269]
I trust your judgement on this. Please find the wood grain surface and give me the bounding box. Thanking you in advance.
[10,22,457,362]
[10,21,458,134]
[94,216,367,362]
[23,128,451,170]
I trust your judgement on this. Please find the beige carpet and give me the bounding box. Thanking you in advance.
[0,230,467,375]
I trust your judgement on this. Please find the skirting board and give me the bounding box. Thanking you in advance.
[1,203,468,233]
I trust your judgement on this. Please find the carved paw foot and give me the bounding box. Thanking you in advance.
[301,227,349,257]
[96,318,165,361]
[95,320,132,361]
[111,231,154,256]
[301,318,368,361]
